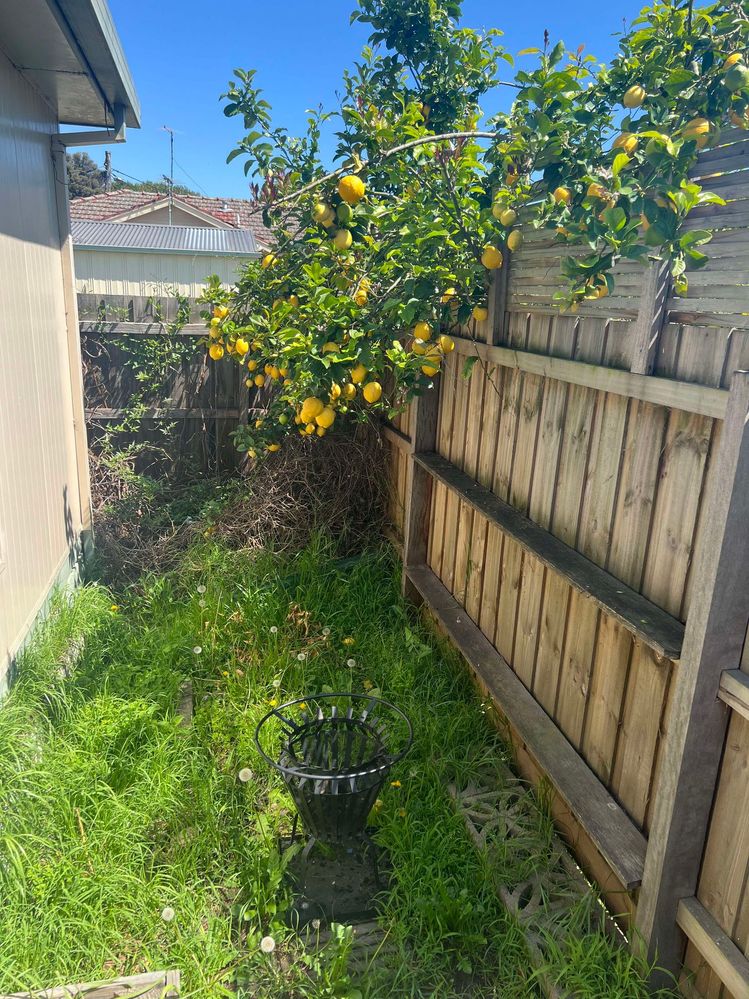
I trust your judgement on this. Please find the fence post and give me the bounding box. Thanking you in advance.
[629,258,670,374]
[401,384,441,600]
[634,369,749,982]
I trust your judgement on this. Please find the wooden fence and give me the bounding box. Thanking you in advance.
[384,127,749,995]
[79,294,247,476]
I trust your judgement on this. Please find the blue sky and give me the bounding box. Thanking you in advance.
[93,0,644,199]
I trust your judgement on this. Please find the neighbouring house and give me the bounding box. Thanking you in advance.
[70,190,268,299]
[0,0,139,694]
[71,221,259,300]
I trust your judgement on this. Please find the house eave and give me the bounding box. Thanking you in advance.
[0,0,140,128]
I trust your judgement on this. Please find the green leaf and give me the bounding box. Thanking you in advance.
[462,356,479,380]
[612,153,630,178]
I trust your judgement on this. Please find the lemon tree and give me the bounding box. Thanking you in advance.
[205,0,749,455]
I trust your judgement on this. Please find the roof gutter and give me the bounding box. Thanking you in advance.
[74,243,260,258]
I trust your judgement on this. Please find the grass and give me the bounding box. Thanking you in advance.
[0,538,676,998]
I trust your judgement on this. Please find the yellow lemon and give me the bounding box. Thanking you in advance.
[499,208,517,226]
[472,305,489,322]
[623,84,646,108]
[338,174,366,204]
[261,253,277,269]
[350,363,367,384]
[320,207,336,228]
[354,290,367,306]
[244,378,252,387]
[301,396,325,423]
[412,340,427,355]
[288,294,300,308]
[304,423,316,435]
[247,359,257,372]
[441,287,457,304]
[313,201,334,223]
[639,213,651,231]
[553,186,571,205]
[507,230,523,252]
[342,383,357,400]
[255,418,264,429]
[421,363,440,377]
[253,374,265,387]
[278,414,288,425]
[235,337,249,355]
[362,381,382,404]
[481,245,503,269]
[316,426,326,436]
[266,443,281,452]
[316,406,336,428]
[439,335,455,353]
[613,132,638,155]
[333,229,353,251]
[682,117,713,149]
[279,367,289,378]
[413,321,432,341]
[329,383,342,401]
[322,341,339,353]
[209,343,224,360]
[213,305,229,319]
[491,201,506,220]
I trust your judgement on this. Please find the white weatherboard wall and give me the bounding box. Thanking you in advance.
[74,247,250,298]
[0,48,88,693]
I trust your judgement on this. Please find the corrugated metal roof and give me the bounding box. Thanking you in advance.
[71,220,258,255]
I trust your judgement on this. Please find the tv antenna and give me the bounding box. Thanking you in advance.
[162,125,175,224]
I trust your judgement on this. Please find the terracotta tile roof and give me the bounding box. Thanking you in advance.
[69,189,271,247]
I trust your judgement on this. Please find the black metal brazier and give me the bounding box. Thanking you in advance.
[254,692,413,846]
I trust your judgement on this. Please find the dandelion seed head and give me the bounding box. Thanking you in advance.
[297,652,306,661]
[198,599,206,608]
[161,906,175,922]
[312,919,321,930]
[347,658,356,668]
[322,627,331,637]
[238,768,253,783]
[260,935,276,954]
[272,678,281,688]
[197,585,206,594]
[193,646,202,655]
[270,626,278,635]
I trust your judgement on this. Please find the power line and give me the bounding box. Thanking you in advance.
[112,166,149,185]
[174,157,209,197]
